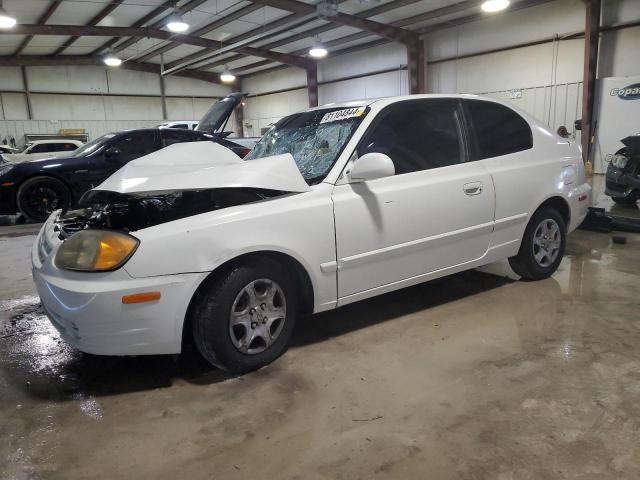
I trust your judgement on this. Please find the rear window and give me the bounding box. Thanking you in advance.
[465,100,533,159]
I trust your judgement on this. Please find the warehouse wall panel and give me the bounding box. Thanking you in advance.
[0,67,23,90]
[27,66,109,94]
[163,76,230,98]
[0,93,28,121]
[103,96,164,120]
[107,69,161,96]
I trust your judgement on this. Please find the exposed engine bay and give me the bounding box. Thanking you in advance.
[55,188,284,238]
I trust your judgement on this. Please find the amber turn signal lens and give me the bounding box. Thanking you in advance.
[122,291,161,304]
[95,234,139,270]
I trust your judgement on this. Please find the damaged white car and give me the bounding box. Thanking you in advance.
[33,94,590,373]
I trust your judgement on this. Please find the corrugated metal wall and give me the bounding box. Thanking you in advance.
[482,82,584,143]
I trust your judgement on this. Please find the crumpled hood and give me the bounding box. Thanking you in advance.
[95,141,310,194]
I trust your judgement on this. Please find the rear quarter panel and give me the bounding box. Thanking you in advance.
[482,118,586,256]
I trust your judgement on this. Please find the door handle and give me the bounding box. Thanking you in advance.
[463,182,483,195]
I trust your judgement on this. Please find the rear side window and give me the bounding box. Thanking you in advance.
[465,100,532,159]
[161,129,194,147]
[112,131,158,163]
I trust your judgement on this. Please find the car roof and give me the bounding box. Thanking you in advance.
[29,139,83,144]
[306,93,495,112]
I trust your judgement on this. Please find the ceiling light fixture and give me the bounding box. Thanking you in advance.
[166,11,189,33]
[309,37,328,59]
[220,66,236,83]
[0,1,17,29]
[103,51,122,67]
[481,0,510,12]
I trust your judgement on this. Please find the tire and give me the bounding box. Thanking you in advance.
[509,207,567,281]
[16,176,71,222]
[192,258,297,374]
[611,193,638,205]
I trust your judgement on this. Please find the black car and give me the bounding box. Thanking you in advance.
[0,93,251,221]
[605,134,640,205]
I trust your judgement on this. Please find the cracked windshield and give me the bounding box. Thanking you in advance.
[245,106,368,183]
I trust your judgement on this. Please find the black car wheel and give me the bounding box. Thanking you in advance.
[191,257,298,374]
[16,176,71,222]
[509,207,567,281]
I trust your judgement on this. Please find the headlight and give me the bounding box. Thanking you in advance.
[611,154,629,169]
[55,230,139,272]
[0,163,14,176]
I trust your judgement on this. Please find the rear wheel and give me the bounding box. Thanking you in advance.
[509,207,566,280]
[192,258,297,374]
[16,176,71,222]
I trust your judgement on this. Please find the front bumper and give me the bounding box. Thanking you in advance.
[32,213,208,356]
[605,164,640,198]
[0,182,18,215]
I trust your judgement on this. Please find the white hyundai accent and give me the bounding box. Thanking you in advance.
[32,94,590,373]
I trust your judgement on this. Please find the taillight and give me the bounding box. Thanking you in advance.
[238,147,252,158]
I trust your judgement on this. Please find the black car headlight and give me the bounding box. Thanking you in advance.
[611,154,629,169]
[55,230,139,272]
[0,163,14,176]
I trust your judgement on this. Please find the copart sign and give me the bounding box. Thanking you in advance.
[611,83,640,100]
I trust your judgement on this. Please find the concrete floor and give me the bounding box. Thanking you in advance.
[1,180,640,479]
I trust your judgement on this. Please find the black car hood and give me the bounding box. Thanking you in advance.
[195,92,247,135]
[621,134,640,152]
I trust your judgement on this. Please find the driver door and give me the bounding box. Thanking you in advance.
[332,99,495,301]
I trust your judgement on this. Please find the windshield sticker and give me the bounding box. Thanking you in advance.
[320,107,366,124]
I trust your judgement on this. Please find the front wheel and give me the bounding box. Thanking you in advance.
[192,258,297,374]
[509,207,566,280]
[16,176,71,222]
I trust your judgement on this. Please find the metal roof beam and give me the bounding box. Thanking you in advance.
[134,3,264,62]
[4,25,311,68]
[0,55,225,84]
[90,0,179,56]
[14,1,62,56]
[54,0,126,55]
[111,0,209,54]
[248,0,417,43]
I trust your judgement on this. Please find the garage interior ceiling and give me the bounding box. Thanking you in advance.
[0,0,553,81]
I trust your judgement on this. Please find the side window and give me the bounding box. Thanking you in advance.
[112,132,158,163]
[170,124,188,129]
[63,143,78,151]
[465,100,533,159]
[30,144,51,153]
[161,129,194,147]
[358,100,464,175]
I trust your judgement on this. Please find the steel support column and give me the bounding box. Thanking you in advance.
[307,63,319,108]
[232,83,245,138]
[159,74,167,120]
[581,0,601,163]
[21,66,33,120]
[407,38,426,94]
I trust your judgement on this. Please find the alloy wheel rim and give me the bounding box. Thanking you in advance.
[532,218,561,268]
[25,184,64,218]
[229,278,286,355]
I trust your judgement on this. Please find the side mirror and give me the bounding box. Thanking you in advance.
[349,152,395,183]
[104,146,121,162]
